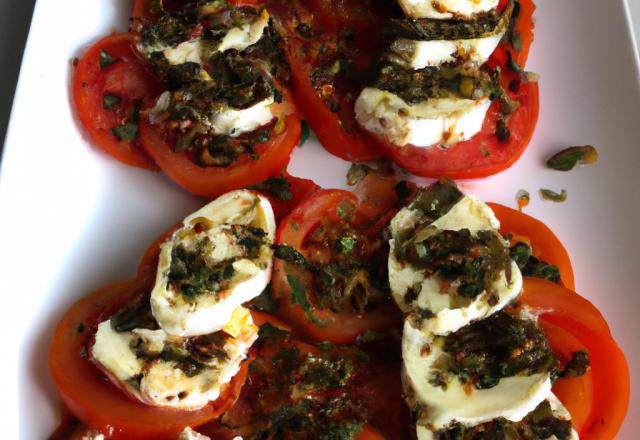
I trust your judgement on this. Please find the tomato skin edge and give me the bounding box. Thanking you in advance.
[142,116,301,198]
[488,202,575,291]
[48,278,249,440]
[73,33,165,171]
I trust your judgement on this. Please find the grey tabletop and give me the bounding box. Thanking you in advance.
[1,0,640,160]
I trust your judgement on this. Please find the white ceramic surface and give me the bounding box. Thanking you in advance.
[0,0,639,438]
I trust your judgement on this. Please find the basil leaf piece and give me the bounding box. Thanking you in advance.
[245,174,293,201]
[509,242,532,269]
[250,282,278,313]
[109,123,138,141]
[298,120,311,148]
[546,145,598,171]
[395,181,412,201]
[272,244,312,269]
[539,189,567,203]
[99,49,117,70]
[286,274,333,328]
[103,94,121,109]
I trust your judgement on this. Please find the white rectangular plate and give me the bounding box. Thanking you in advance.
[1,0,639,437]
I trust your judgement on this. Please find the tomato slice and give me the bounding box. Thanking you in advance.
[49,277,250,440]
[280,0,539,179]
[141,115,301,198]
[518,278,629,440]
[488,202,575,291]
[283,38,385,162]
[74,33,167,170]
[376,80,539,179]
[271,172,416,344]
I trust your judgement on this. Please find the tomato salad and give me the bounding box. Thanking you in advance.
[49,170,628,440]
[75,0,540,194]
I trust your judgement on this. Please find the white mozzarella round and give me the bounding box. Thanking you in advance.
[151,190,276,337]
[397,0,499,19]
[402,318,552,431]
[91,308,258,410]
[210,96,275,137]
[415,393,579,440]
[392,33,504,69]
[217,9,270,53]
[355,87,491,148]
[389,195,522,335]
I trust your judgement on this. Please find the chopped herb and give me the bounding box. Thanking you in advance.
[110,297,159,332]
[291,219,299,231]
[103,94,121,109]
[540,189,567,202]
[440,312,555,390]
[272,244,312,269]
[505,50,525,76]
[546,145,598,171]
[560,349,590,378]
[433,400,574,440]
[395,181,412,202]
[315,341,334,351]
[250,282,278,313]
[299,120,311,148]
[109,123,138,141]
[286,274,333,328]
[257,321,290,344]
[496,120,510,142]
[245,174,293,201]
[510,242,562,284]
[509,241,532,268]
[99,49,117,70]
[481,148,491,157]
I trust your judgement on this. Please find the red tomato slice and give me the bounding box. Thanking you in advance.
[257,170,322,223]
[141,115,301,198]
[518,278,629,440]
[271,173,416,344]
[378,80,539,180]
[283,38,385,162]
[74,33,167,170]
[49,277,250,440]
[280,0,539,179]
[488,202,575,291]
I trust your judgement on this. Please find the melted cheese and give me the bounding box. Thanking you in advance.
[391,33,504,69]
[355,87,490,147]
[403,318,552,432]
[397,0,499,19]
[151,190,276,337]
[389,195,522,335]
[91,308,258,409]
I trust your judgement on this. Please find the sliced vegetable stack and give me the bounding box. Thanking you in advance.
[75,0,302,197]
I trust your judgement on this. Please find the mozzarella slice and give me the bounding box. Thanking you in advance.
[210,96,275,137]
[157,9,269,64]
[391,33,503,69]
[389,195,521,335]
[397,0,499,19]
[218,9,270,53]
[402,318,552,432]
[355,87,490,147]
[151,190,276,337]
[164,40,202,65]
[415,393,579,440]
[91,307,258,409]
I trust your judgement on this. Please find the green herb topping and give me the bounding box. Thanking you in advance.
[168,224,269,302]
[546,145,598,171]
[433,399,574,440]
[539,189,567,203]
[436,311,555,390]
